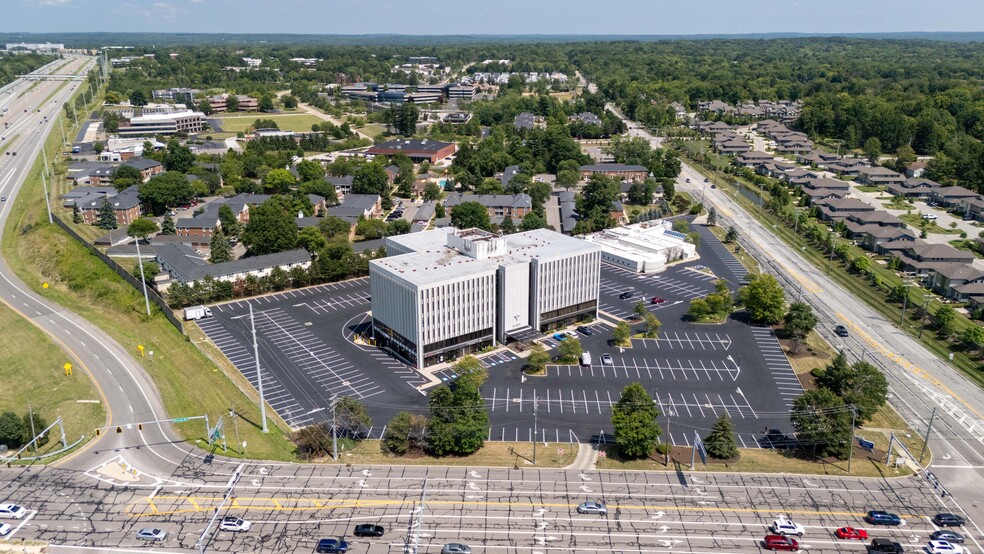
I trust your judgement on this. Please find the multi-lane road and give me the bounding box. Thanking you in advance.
[0,63,979,552]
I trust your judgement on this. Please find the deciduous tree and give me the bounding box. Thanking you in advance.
[611,383,662,459]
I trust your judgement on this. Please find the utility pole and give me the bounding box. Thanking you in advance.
[918,296,932,339]
[41,144,50,179]
[27,403,37,452]
[330,394,338,461]
[134,237,151,316]
[919,407,938,464]
[249,304,268,433]
[899,284,912,325]
[40,173,53,224]
[532,394,538,465]
[847,407,857,473]
[229,407,241,455]
[827,235,835,275]
[58,116,66,146]
[664,401,671,466]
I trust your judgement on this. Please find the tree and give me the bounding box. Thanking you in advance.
[737,274,786,324]
[644,312,662,338]
[390,103,419,137]
[110,164,143,191]
[613,321,631,346]
[22,411,49,447]
[519,211,547,231]
[725,226,738,242]
[210,228,233,263]
[138,171,195,215]
[850,256,870,274]
[557,337,583,363]
[93,141,105,155]
[450,201,492,231]
[381,412,428,456]
[611,383,662,459]
[299,179,339,205]
[128,89,147,107]
[423,182,443,201]
[157,211,175,235]
[72,204,82,224]
[893,144,917,173]
[815,357,889,422]
[632,301,649,320]
[162,140,195,173]
[281,95,298,109]
[556,169,580,189]
[426,357,489,456]
[217,204,240,237]
[863,137,882,163]
[707,207,718,226]
[127,217,158,240]
[198,98,213,115]
[294,423,332,460]
[355,218,388,240]
[434,202,446,218]
[704,413,738,459]
[783,302,818,353]
[352,163,389,196]
[791,388,854,459]
[961,325,984,351]
[526,343,550,374]
[263,168,297,194]
[297,226,327,252]
[241,202,299,255]
[476,178,505,195]
[388,219,412,236]
[0,411,24,448]
[335,397,372,439]
[296,159,325,183]
[226,93,240,112]
[319,216,352,240]
[934,305,957,337]
[258,93,275,113]
[96,198,118,230]
[500,215,516,234]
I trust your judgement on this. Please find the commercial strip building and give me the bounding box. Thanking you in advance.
[366,138,456,164]
[580,221,697,274]
[117,110,208,137]
[370,228,601,368]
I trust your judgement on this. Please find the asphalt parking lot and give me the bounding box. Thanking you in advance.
[196,223,803,447]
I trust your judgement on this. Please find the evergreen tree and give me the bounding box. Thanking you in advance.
[72,204,82,224]
[96,199,117,230]
[704,413,738,459]
[210,228,233,263]
[160,212,176,235]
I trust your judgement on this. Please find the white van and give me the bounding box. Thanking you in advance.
[580,352,592,366]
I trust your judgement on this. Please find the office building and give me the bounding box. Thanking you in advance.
[117,110,207,137]
[370,228,600,368]
[581,221,697,274]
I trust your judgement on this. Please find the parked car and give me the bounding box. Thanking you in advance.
[865,510,902,525]
[770,517,805,537]
[931,530,964,544]
[922,213,938,220]
[353,524,384,537]
[933,513,966,527]
[552,333,569,342]
[835,527,868,540]
[762,534,799,551]
[619,291,634,299]
[136,528,167,541]
[218,516,251,532]
[0,524,10,537]
[600,354,614,366]
[576,501,608,515]
[576,326,594,336]
[925,540,965,554]
[441,544,472,554]
[834,325,849,337]
[867,538,904,553]
[0,504,27,519]
[650,296,666,304]
[315,538,349,553]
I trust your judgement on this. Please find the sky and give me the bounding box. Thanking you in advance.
[4,0,984,36]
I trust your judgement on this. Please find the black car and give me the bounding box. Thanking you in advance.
[576,326,594,336]
[867,538,904,553]
[353,524,384,537]
[931,530,964,543]
[316,538,349,553]
[834,325,849,337]
[933,513,966,527]
[619,291,634,299]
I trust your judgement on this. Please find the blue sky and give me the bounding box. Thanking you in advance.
[5,0,984,35]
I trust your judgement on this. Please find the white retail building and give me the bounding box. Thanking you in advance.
[581,221,697,274]
[370,227,601,368]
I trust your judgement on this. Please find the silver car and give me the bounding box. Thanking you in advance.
[577,501,608,515]
[441,544,472,554]
[136,528,167,541]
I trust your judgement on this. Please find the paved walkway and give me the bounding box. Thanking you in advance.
[564,441,600,470]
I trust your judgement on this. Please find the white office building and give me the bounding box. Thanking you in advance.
[117,110,207,137]
[581,221,697,274]
[370,228,601,368]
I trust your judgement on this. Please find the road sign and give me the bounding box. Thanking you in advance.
[857,437,875,451]
[557,448,563,456]
[694,431,707,465]
[63,362,72,376]
[172,417,189,423]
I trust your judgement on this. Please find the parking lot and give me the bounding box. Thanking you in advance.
[194,223,803,447]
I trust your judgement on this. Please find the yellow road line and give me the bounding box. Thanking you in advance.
[126,496,922,521]
[774,260,822,294]
[838,313,984,420]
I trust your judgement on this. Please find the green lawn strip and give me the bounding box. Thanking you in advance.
[0,299,105,457]
[0,136,18,157]
[211,114,324,133]
[318,440,579,468]
[897,214,963,235]
[2,91,299,462]
[706,225,761,274]
[683,154,984,389]
[39,81,68,108]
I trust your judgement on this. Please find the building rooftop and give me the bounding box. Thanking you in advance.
[367,138,453,154]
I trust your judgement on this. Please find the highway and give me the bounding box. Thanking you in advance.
[0,63,978,552]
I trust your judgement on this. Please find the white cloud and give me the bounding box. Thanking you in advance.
[35,0,73,5]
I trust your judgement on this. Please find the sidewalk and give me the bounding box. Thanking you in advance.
[564,442,600,471]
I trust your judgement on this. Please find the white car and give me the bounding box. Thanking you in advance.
[926,540,964,554]
[0,504,26,519]
[770,516,805,536]
[219,516,251,532]
[600,354,614,366]
[0,523,10,537]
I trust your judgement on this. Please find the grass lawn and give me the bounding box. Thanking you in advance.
[780,328,833,378]
[854,185,881,193]
[212,114,324,133]
[3,98,299,462]
[317,440,579,468]
[596,446,913,478]
[356,123,386,139]
[0,136,17,156]
[0,300,105,456]
[707,225,761,274]
[898,214,963,235]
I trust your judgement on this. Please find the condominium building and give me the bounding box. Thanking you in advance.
[370,228,601,368]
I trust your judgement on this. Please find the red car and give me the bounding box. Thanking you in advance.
[763,535,799,551]
[650,296,666,304]
[835,526,868,540]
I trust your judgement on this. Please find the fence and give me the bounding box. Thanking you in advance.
[52,216,185,334]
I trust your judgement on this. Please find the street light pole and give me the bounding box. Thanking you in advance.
[133,236,152,316]
[532,394,538,465]
[249,304,268,433]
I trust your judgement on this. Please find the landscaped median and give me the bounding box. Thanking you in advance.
[313,440,579,468]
